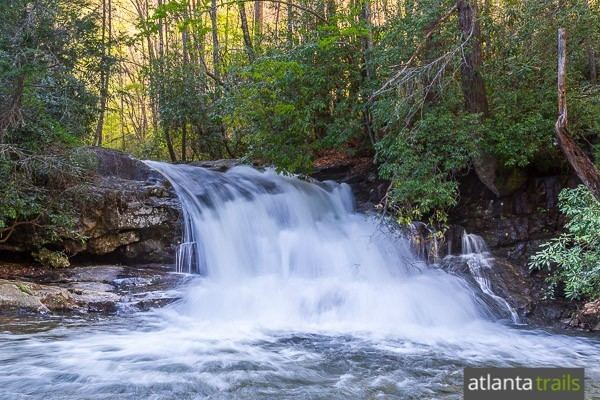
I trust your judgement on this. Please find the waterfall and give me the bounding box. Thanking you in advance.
[461,233,521,324]
[144,161,501,331]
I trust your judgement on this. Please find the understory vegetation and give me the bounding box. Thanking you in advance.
[0,0,100,249]
[530,186,600,301]
[1,0,600,299]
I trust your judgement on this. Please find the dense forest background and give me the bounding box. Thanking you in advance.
[1,0,600,297]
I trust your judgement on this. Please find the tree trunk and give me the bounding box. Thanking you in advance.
[164,127,177,162]
[359,0,375,145]
[588,46,597,84]
[585,0,597,83]
[94,0,111,146]
[457,0,488,116]
[210,0,221,80]
[287,0,294,45]
[254,0,263,40]
[555,28,600,200]
[181,122,187,162]
[0,74,25,144]
[457,0,497,195]
[238,2,255,61]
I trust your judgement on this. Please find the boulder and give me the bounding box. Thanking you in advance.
[0,263,188,316]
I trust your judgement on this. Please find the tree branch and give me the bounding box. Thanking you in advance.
[370,4,457,101]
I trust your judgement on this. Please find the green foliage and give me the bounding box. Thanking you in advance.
[376,107,479,224]
[3,0,599,252]
[0,0,100,252]
[32,248,71,269]
[530,186,600,301]
[222,27,366,172]
[0,146,94,249]
[0,0,99,150]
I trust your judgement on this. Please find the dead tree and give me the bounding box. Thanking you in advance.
[555,28,600,200]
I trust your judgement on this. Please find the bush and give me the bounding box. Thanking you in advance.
[530,186,600,301]
[375,108,479,225]
[0,145,94,251]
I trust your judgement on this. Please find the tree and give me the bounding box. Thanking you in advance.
[555,28,600,200]
[95,0,113,146]
[456,0,498,196]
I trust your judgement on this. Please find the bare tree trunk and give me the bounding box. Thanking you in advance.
[457,0,488,116]
[120,73,125,150]
[588,46,597,84]
[254,0,263,40]
[181,122,187,161]
[287,0,294,45]
[585,0,597,83]
[457,0,497,195]
[0,74,25,144]
[138,0,159,136]
[94,0,111,146]
[556,28,600,200]
[359,0,375,145]
[210,0,221,80]
[165,127,177,162]
[238,2,255,61]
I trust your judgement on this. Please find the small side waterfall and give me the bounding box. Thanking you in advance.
[461,233,520,324]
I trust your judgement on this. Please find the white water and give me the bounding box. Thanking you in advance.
[1,163,600,399]
[461,233,521,324]
[144,162,490,333]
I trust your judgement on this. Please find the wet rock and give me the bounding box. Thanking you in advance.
[70,286,120,313]
[570,300,600,331]
[446,170,581,327]
[112,276,156,288]
[311,155,385,211]
[0,279,77,313]
[0,263,185,316]
[66,266,124,283]
[0,280,50,312]
[439,255,532,319]
[191,159,243,171]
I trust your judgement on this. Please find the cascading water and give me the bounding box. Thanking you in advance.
[144,162,492,331]
[1,162,600,399]
[461,233,521,324]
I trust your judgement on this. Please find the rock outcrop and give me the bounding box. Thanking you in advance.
[446,171,580,327]
[0,148,182,265]
[0,262,186,315]
[311,157,589,329]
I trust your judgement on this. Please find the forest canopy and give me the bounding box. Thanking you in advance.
[1,0,600,225]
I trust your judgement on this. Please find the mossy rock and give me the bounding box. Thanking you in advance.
[32,248,70,268]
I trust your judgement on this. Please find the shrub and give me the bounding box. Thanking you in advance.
[530,186,600,300]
